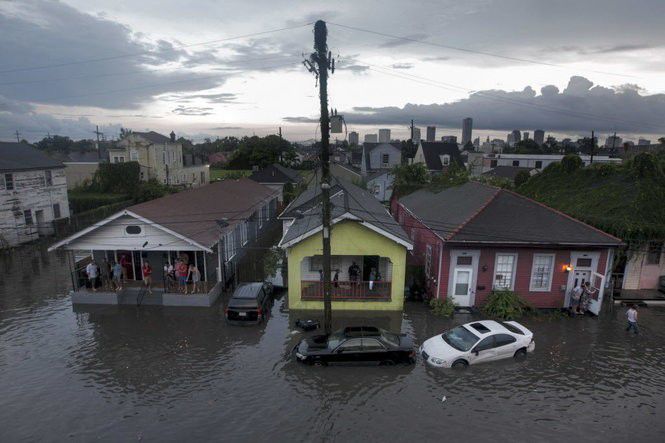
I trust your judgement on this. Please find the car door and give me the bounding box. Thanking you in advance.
[469,336,497,365]
[492,334,518,360]
[360,338,387,363]
[333,338,363,364]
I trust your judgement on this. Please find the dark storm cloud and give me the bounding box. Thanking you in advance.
[285,76,665,133]
[0,1,225,109]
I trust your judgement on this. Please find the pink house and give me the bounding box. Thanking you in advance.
[392,182,623,314]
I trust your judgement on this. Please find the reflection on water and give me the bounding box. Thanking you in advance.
[1,244,665,441]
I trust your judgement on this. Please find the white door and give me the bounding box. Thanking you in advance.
[452,268,473,307]
[587,272,606,315]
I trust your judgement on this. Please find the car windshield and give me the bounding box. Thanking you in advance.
[327,331,346,349]
[441,326,480,352]
[379,330,400,347]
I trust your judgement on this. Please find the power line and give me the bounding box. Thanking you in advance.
[0,23,313,75]
[328,22,642,80]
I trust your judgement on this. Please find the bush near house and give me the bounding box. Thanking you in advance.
[430,297,456,317]
[482,290,532,319]
[68,192,131,214]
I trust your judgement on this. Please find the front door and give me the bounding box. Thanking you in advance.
[452,268,473,307]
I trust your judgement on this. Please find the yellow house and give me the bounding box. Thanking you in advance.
[279,178,412,311]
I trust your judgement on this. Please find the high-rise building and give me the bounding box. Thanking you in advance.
[412,127,421,142]
[462,117,473,145]
[511,130,521,147]
[364,134,378,143]
[473,137,480,149]
[534,129,545,146]
[605,135,622,148]
[378,128,391,143]
[441,135,457,143]
[426,126,436,142]
[523,132,529,141]
[638,138,651,146]
[348,131,359,146]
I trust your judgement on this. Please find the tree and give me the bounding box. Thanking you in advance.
[561,154,583,173]
[514,139,543,154]
[514,170,531,187]
[430,162,469,191]
[463,141,475,151]
[658,137,665,146]
[391,163,429,196]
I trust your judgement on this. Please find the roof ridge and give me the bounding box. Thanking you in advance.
[445,183,501,241]
[502,187,624,243]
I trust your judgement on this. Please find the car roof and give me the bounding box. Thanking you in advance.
[231,282,264,299]
[462,320,511,335]
[340,326,383,337]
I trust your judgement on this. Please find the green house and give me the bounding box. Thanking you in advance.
[279,177,413,311]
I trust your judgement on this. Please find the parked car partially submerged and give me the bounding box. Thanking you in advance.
[420,320,535,369]
[294,326,415,366]
[225,282,273,325]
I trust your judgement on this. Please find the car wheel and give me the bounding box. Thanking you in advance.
[451,359,468,370]
[514,348,527,360]
[313,360,327,367]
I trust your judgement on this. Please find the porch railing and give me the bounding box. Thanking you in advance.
[301,280,391,301]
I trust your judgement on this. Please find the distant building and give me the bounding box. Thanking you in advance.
[364,134,378,143]
[426,126,436,142]
[523,132,529,141]
[473,137,480,149]
[348,131,359,146]
[111,131,209,187]
[481,153,621,174]
[441,135,457,144]
[413,141,463,174]
[63,150,105,190]
[534,129,545,146]
[378,129,391,143]
[412,127,421,143]
[510,130,521,147]
[638,138,651,146]
[1,142,70,247]
[605,135,623,148]
[462,117,473,145]
[248,163,304,204]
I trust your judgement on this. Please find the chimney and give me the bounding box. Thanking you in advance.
[170,131,176,142]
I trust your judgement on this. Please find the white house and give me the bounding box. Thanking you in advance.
[1,142,70,248]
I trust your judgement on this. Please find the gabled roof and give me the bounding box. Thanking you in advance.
[482,166,534,180]
[399,181,622,246]
[133,131,172,144]
[0,142,64,171]
[248,164,303,184]
[363,142,401,170]
[50,178,278,251]
[279,176,412,249]
[419,142,462,171]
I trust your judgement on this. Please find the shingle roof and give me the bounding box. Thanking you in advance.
[248,164,303,184]
[482,166,533,180]
[279,176,411,248]
[0,142,64,171]
[419,142,463,171]
[128,178,278,248]
[399,181,621,246]
[133,131,172,144]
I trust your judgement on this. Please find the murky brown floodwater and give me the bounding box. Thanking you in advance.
[2,244,665,442]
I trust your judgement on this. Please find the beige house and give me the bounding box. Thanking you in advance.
[63,151,104,189]
[110,131,209,187]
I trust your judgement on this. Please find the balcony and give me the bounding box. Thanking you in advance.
[301,280,391,301]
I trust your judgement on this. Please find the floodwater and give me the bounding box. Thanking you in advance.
[2,245,665,442]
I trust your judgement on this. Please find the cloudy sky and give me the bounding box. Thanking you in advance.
[1,0,664,143]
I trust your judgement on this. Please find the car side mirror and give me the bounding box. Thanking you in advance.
[336,348,344,354]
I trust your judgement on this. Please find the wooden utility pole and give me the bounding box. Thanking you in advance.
[94,125,104,160]
[15,130,20,143]
[306,20,334,334]
[590,130,595,164]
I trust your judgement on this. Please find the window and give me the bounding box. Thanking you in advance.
[44,170,53,186]
[224,231,236,261]
[361,338,385,351]
[512,160,520,167]
[4,173,14,190]
[456,256,473,266]
[382,153,389,165]
[53,203,61,219]
[494,254,517,290]
[241,221,248,245]
[425,244,433,278]
[337,338,363,352]
[24,209,33,226]
[647,242,663,265]
[130,149,139,161]
[125,225,142,235]
[501,322,524,335]
[494,334,517,347]
[474,336,495,352]
[490,160,498,168]
[113,156,125,163]
[535,160,543,169]
[470,322,491,334]
[530,254,554,291]
[576,258,592,268]
[441,154,450,166]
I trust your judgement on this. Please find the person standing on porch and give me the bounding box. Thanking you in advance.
[142,261,153,295]
[119,254,130,280]
[112,261,123,291]
[86,260,99,292]
[188,264,201,294]
[176,260,189,293]
[626,304,639,335]
[571,283,584,315]
[369,268,377,291]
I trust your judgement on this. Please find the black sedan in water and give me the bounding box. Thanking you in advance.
[294,326,415,366]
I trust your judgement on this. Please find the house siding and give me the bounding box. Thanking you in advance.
[624,245,665,290]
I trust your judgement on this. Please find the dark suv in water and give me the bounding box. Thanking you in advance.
[225,283,273,325]
[294,326,415,366]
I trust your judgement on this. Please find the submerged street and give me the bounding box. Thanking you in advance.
[1,245,665,442]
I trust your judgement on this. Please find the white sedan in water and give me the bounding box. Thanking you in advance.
[419,320,535,369]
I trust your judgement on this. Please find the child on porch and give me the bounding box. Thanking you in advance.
[142,260,153,295]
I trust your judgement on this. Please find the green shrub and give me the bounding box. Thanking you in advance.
[429,297,456,317]
[482,290,532,319]
[514,170,531,187]
[591,162,620,177]
[68,192,130,213]
[91,162,141,194]
[561,154,583,173]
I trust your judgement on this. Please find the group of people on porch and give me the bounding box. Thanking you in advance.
[84,256,132,292]
[163,258,202,294]
[318,261,383,291]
